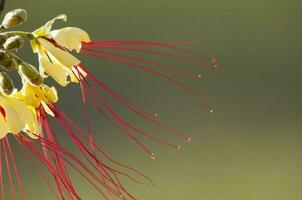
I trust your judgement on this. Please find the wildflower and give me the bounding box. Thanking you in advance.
[30,14,89,87]
[0,6,216,200]
[17,82,58,116]
[0,91,38,139]
[28,14,216,157]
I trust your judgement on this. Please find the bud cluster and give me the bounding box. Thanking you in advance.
[0,9,43,96]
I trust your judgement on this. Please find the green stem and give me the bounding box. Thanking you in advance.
[4,31,34,39]
[5,49,25,65]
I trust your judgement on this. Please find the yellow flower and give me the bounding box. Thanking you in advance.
[30,14,90,87]
[18,82,58,117]
[0,93,39,139]
[0,80,59,139]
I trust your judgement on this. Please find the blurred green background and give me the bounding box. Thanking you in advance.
[2,0,302,199]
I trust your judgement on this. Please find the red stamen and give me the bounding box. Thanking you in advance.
[78,65,192,140]
[0,142,6,200]
[3,140,17,200]
[5,137,26,200]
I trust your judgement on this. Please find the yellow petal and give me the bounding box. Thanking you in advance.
[0,92,38,138]
[21,83,58,108]
[41,101,55,117]
[12,99,39,139]
[30,39,40,53]
[51,27,91,53]
[38,38,80,68]
[38,51,71,87]
[70,66,87,83]
[0,96,23,134]
[32,14,67,37]
[0,110,8,139]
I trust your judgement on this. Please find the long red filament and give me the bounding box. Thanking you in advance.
[80,52,211,110]
[81,78,180,150]
[78,65,192,141]
[50,106,130,197]
[0,39,214,200]
[3,140,16,200]
[0,142,6,200]
[14,135,60,199]
[57,101,153,185]
[82,47,203,79]
[5,137,26,200]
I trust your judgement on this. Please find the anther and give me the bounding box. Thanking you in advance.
[150,153,156,160]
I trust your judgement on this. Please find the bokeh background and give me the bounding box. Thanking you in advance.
[2,0,302,199]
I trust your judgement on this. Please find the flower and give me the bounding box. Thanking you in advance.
[17,82,58,116]
[0,7,216,199]
[30,14,90,87]
[0,92,38,139]
[0,80,58,139]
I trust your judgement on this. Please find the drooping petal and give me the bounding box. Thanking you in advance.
[11,99,39,139]
[38,51,71,87]
[38,38,80,69]
[51,27,91,53]
[0,96,24,134]
[30,39,40,53]
[0,107,8,139]
[32,14,67,37]
[36,38,82,86]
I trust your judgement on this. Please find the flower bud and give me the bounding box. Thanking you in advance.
[18,64,43,86]
[0,71,14,95]
[0,34,8,46]
[0,50,18,71]
[3,36,24,50]
[1,9,28,29]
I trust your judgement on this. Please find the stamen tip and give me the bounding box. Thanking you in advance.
[197,74,203,79]
[150,153,156,160]
[177,145,181,150]
[187,136,192,142]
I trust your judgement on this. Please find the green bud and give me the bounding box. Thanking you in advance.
[3,36,24,50]
[1,9,28,29]
[0,71,14,95]
[0,50,18,71]
[0,34,8,46]
[18,64,43,86]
